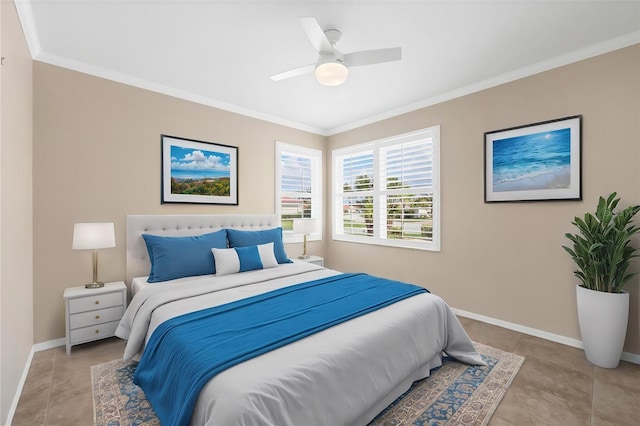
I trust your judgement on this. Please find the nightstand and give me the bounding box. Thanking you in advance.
[64,281,127,355]
[297,255,324,267]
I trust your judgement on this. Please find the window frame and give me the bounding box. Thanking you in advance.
[275,141,323,244]
[331,126,440,251]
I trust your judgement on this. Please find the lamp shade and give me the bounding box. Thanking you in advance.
[293,218,319,235]
[315,61,348,86]
[72,223,116,250]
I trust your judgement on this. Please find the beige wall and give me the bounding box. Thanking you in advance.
[32,43,640,359]
[327,45,640,356]
[33,63,325,343]
[1,0,34,422]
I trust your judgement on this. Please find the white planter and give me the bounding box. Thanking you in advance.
[576,285,629,368]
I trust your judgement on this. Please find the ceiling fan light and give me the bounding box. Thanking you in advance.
[315,61,349,86]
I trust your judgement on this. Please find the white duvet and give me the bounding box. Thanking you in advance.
[116,262,484,426]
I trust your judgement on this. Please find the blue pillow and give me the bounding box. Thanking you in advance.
[226,227,291,264]
[142,229,228,282]
[235,246,263,272]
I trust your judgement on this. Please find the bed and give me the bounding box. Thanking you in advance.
[116,214,484,426]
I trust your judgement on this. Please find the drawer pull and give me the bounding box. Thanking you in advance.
[95,300,100,305]
[95,315,100,319]
[95,329,100,334]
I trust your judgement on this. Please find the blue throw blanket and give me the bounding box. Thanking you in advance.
[133,273,428,426]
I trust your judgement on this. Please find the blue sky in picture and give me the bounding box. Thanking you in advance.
[492,128,571,186]
[171,145,231,180]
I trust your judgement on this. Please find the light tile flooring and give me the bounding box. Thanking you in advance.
[11,318,640,425]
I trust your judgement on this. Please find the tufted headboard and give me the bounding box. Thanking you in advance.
[126,214,278,283]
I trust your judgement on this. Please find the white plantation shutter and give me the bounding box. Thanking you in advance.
[379,138,434,243]
[332,127,440,251]
[276,142,322,242]
[334,148,375,238]
[281,155,312,216]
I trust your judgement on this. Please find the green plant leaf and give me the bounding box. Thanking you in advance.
[563,192,640,292]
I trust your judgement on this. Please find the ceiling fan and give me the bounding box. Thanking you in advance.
[270,17,402,87]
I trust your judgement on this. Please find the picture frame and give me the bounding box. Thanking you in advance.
[161,134,238,205]
[484,115,582,203]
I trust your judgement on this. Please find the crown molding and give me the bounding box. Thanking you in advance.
[12,0,639,138]
[327,31,640,136]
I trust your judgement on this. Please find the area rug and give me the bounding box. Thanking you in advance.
[92,342,524,426]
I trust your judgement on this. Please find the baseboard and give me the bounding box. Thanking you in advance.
[621,350,640,364]
[452,307,640,365]
[4,346,35,426]
[5,310,639,426]
[32,337,65,352]
[4,338,65,426]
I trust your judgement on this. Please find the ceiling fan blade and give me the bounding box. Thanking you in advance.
[299,17,334,55]
[343,47,402,67]
[270,64,315,81]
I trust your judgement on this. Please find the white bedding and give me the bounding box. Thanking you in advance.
[128,259,315,297]
[116,262,483,426]
[130,276,149,297]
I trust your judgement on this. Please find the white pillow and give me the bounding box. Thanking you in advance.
[211,247,241,276]
[257,242,279,268]
[212,242,278,276]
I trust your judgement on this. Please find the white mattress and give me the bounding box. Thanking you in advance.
[117,262,484,426]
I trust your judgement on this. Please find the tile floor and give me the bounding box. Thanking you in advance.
[11,318,640,425]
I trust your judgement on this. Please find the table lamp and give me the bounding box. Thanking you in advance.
[72,222,116,288]
[292,218,319,259]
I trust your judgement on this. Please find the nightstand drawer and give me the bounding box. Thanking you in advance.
[69,320,120,345]
[69,305,124,330]
[68,291,123,314]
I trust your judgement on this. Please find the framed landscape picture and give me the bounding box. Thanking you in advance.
[161,135,238,205]
[484,115,582,203]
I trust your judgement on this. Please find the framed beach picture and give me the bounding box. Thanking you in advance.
[484,115,582,203]
[161,135,238,205]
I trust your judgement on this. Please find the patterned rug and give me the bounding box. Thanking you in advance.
[92,342,524,426]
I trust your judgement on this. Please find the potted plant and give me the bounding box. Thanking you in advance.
[563,192,640,368]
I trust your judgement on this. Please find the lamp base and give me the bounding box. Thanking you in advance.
[298,254,311,259]
[85,281,105,289]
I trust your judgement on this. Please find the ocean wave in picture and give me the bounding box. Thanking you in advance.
[492,128,571,191]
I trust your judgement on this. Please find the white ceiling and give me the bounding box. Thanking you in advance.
[16,1,640,135]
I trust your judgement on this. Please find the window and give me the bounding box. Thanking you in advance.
[332,126,440,251]
[276,142,322,243]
